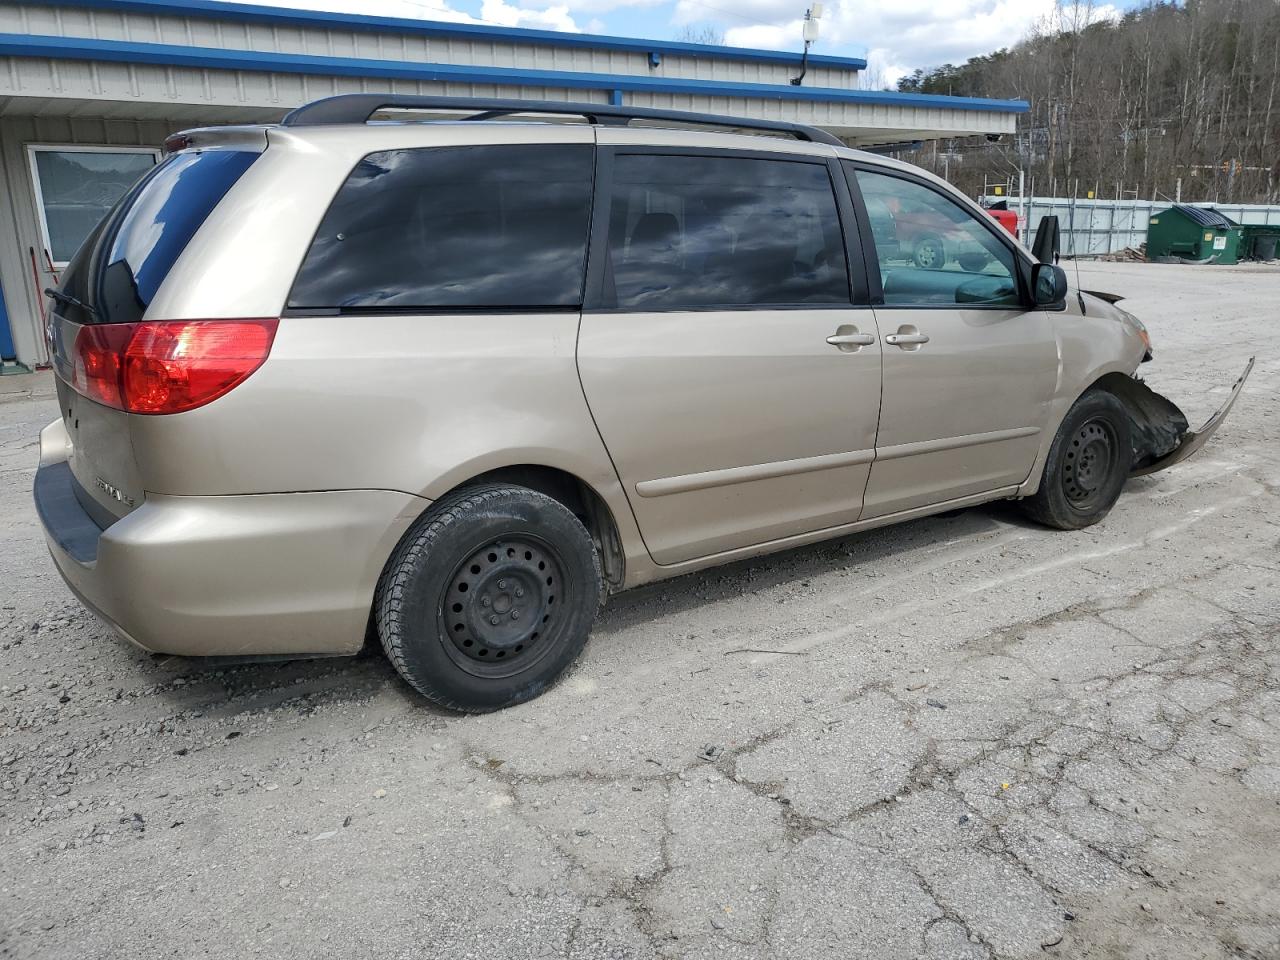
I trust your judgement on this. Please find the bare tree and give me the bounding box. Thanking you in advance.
[676,25,725,45]
[893,0,1280,203]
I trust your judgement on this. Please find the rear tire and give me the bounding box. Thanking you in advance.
[1020,390,1132,530]
[376,484,602,712]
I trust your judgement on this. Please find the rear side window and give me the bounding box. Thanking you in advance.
[604,153,849,311]
[57,150,259,326]
[289,144,594,311]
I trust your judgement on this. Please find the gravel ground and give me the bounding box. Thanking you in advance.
[1,261,1277,960]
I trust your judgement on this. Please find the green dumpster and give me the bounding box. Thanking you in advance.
[1241,224,1280,262]
[1147,205,1243,264]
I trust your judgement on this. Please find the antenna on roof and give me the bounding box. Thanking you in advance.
[789,4,822,87]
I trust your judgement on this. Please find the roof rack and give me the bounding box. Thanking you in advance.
[279,94,846,147]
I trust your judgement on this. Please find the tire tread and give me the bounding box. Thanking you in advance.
[1020,389,1132,531]
[374,483,602,712]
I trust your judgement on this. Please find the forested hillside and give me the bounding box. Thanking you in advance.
[895,1,1280,203]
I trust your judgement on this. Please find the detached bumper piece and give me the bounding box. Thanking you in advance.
[1129,357,1254,478]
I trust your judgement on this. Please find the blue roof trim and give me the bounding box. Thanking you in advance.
[0,34,1030,113]
[61,0,869,70]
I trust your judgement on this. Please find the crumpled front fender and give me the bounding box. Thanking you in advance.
[1107,375,1190,471]
[1129,357,1254,477]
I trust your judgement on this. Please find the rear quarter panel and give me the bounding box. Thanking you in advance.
[128,312,622,499]
[130,124,646,576]
[128,311,645,580]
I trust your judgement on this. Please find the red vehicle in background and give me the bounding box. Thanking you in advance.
[986,207,1019,239]
[864,194,1020,272]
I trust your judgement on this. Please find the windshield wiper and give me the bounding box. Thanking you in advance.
[45,287,98,319]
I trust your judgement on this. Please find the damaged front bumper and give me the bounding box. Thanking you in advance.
[1125,357,1255,478]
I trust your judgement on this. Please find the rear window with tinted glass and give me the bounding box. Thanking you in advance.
[56,150,259,325]
[288,144,594,311]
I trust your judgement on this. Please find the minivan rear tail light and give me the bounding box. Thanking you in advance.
[68,319,278,414]
[71,323,134,409]
[123,320,278,414]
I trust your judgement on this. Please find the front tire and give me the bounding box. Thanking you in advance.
[376,484,603,712]
[1020,390,1133,530]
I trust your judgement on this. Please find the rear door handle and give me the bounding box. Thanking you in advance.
[826,325,877,352]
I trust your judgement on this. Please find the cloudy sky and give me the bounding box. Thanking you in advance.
[237,0,1137,87]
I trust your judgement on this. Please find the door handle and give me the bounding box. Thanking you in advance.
[826,325,876,352]
[884,325,930,350]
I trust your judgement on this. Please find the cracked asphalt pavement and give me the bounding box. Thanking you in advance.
[2,261,1278,959]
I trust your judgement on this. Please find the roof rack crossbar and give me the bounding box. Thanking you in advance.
[280,94,845,147]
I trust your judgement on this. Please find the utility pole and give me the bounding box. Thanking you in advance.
[1019,168,1026,236]
[789,4,823,86]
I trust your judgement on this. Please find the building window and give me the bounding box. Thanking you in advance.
[27,146,161,267]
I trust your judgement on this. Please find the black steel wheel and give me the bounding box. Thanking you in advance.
[1060,418,1121,512]
[441,536,568,678]
[376,484,603,712]
[1020,389,1133,530]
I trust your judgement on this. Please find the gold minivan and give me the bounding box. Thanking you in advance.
[34,95,1252,711]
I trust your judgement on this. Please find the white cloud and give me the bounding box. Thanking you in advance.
[479,0,581,29]
[705,0,1120,87]
[233,0,586,33]
[519,0,671,16]
[715,20,801,48]
[233,0,1122,89]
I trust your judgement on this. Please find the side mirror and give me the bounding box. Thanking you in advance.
[1033,262,1069,307]
[1031,215,1060,264]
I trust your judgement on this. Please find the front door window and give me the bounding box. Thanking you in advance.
[854,167,1021,308]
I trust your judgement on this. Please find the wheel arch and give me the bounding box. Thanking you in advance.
[429,464,626,590]
[1085,372,1189,471]
[1017,359,1143,498]
[1090,370,1143,399]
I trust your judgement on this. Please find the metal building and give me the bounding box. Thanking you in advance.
[0,0,1029,369]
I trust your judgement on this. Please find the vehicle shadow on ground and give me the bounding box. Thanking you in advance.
[138,502,1029,719]
[596,502,1025,632]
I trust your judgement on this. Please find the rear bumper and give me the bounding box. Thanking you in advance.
[34,418,427,657]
